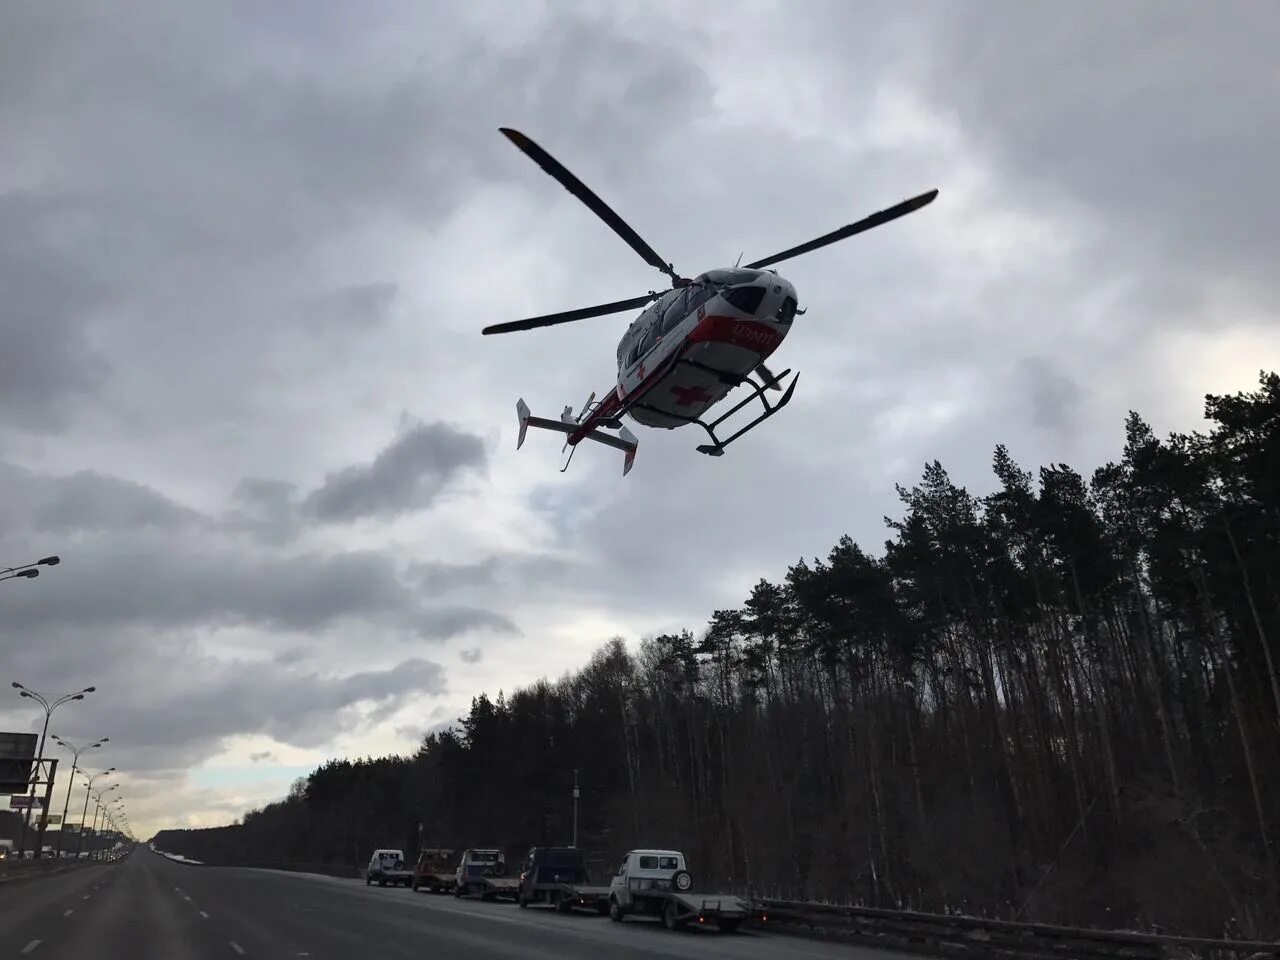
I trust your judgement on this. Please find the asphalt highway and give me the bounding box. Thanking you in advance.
[0,846,924,959]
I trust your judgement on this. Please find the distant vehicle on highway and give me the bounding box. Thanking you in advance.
[365,848,412,887]
[607,848,759,933]
[517,846,610,914]
[411,847,457,893]
[453,847,518,900]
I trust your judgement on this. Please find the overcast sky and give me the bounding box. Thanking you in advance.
[2,1,1277,840]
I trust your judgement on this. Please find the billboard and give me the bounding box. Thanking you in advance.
[9,795,46,809]
[0,732,38,795]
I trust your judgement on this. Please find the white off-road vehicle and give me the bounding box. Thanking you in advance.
[607,848,757,933]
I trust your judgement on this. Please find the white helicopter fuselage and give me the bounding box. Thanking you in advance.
[613,267,798,427]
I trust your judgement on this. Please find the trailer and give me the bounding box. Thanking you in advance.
[607,849,761,933]
[412,847,457,893]
[516,846,611,914]
[453,848,519,901]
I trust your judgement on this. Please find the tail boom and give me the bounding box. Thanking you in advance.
[515,398,638,476]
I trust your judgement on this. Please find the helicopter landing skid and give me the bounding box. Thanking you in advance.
[632,361,798,457]
[693,366,798,456]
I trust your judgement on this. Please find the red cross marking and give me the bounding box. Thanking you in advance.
[670,383,714,408]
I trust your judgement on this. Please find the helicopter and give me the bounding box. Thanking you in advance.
[483,127,938,476]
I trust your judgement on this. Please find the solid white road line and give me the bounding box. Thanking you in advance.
[62,909,74,917]
[229,942,246,955]
[21,941,41,955]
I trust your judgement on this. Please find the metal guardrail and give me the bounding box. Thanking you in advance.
[753,899,1280,960]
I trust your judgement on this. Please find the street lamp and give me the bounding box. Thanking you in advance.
[97,795,123,860]
[91,786,119,860]
[1,556,60,584]
[51,736,107,857]
[77,768,115,858]
[11,682,95,858]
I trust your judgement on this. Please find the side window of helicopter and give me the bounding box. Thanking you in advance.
[639,315,661,355]
[684,284,715,317]
[659,289,689,336]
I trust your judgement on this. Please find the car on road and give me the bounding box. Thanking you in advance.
[517,846,610,914]
[412,847,457,893]
[454,847,518,900]
[607,848,757,932]
[366,848,412,887]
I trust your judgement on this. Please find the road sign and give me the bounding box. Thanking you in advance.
[9,795,46,809]
[0,732,38,795]
[40,814,62,826]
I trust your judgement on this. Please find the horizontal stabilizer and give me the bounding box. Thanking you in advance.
[514,399,639,476]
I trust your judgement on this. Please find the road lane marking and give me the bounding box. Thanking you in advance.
[21,941,41,955]
[82,894,91,900]
[63,909,74,917]
[200,910,210,919]
[229,942,246,955]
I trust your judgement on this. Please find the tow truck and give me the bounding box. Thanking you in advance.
[412,847,457,893]
[607,849,760,933]
[516,846,611,914]
[453,848,519,900]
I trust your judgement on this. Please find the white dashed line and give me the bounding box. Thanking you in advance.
[229,941,246,955]
[63,908,74,917]
[21,941,41,955]
[82,894,91,900]
[200,910,210,919]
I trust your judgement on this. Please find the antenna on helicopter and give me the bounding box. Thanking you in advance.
[734,251,744,268]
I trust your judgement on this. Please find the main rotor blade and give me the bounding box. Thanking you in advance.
[482,292,661,336]
[745,189,939,270]
[499,128,681,286]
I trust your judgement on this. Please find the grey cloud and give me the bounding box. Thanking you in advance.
[0,537,513,642]
[1017,357,1081,435]
[248,751,276,763]
[299,282,398,333]
[459,647,483,664]
[0,192,110,431]
[33,470,204,533]
[305,421,487,522]
[3,640,449,773]
[0,461,517,641]
[408,558,499,594]
[227,477,303,544]
[912,3,1280,300]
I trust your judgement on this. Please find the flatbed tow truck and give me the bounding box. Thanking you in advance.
[453,848,519,901]
[517,846,611,914]
[412,847,457,893]
[607,848,762,933]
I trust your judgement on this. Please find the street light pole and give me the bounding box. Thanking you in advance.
[76,769,115,859]
[96,795,121,860]
[10,682,95,858]
[52,736,107,857]
[572,768,579,849]
[97,792,120,860]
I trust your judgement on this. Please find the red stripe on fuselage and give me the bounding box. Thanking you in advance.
[685,314,785,354]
